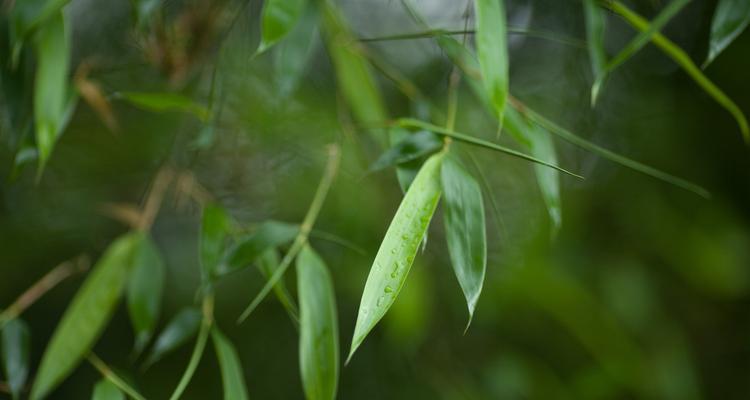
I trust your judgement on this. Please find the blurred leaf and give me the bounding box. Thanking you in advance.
[1,318,30,399]
[258,0,307,54]
[130,0,163,30]
[126,235,165,355]
[348,153,444,362]
[274,4,319,97]
[258,249,299,324]
[441,156,487,327]
[220,220,299,276]
[33,11,71,174]
[368,130,442,173]
[143,307,201,368]
[201,204,232,279]
[705,0,750,67]
[91,379,124,400]
[211,328,250,400]
[30,232,142,400]
[114,92,210,121]
[595,0,690,102]
[607,0,749,142]
[582,0,607,105]
[297,246,339,400]
[9,0,69,57]
[474,0,508,124]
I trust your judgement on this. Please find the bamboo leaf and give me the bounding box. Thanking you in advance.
[143,307,201,368]
[30,232,143,400]
[91,379,124,400]
[201,204,232,279]
[297,246,339,400]
[33,11,71,174]
[113,92,210,121]
[220,220,299,276]
[1,318,31,400]
[258,249,300,324]
[258,0,307,54]
[474,0,509,124]
[582,0,607,105]
[274,4,319,97]
[211,328,250,400]
[441,156,487,327]
[10,0,70,57]
[348,153,444,362]
[368,130,442,173]
[126,235,165,355]
[705,0,750,67]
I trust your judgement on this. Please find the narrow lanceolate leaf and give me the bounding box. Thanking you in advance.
[582,0,607,105]
[474,0,509,123]
[219,220,299,276]
[143,307,202,368]
[113,92,210,121]
[274,4,319,97]
[258,249,299,324]
[10,0,69,55]
[91,379,124,400]
[211,328,250,400]
[1,318,31,399]
[297,246,339,400]
[31,233,142,400]
[33,11,71,173]
[127,235,166,355]
[201,204,232,279]
[441,157,487,328]
[257,0,307,54]
[348,153,444,362]
[368,130,442,173]
[705,0,750,67]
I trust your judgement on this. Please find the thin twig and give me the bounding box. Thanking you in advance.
[88,353,147,400]
[138,167,175,231]
[359,27,586,49]
[237,144,342,323]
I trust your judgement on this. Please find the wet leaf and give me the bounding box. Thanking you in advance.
[705,0,750,67]
[114,92,209,121]
[143,307,202,368]
[219,220,299,276]
[126,235,165,355]
[368,130,442,173]
[30,232,143,400]
[441,156,487,327]
[211,328,250,400]
[297,246,339,400]
[348,152,444,362]
[582,0,607,104]
[91,379,124,400]
[274,4,319,97]
[474,0,508,123]
[258,0,307,54]
[201,204,232,279]
[1,318,31,399]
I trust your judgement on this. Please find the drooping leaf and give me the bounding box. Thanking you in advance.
[126,235,165,355]
[201,204,232,279]
[348,152,444,362]
[274,4,319,97]
[9,0,69,57]
[297,246,339,400]
[143,307,201,368]
[474,0,509,124]
[211,328,250,400]
[582,0,607,105]
[33,11,71,173]
[1,318,31,399]
[91,379,124,400]
[257,0,307,54]
[113,92,210,121]
[219,220,299,276]
[441,156,487,327]
[30,232,143,400]
[368,130,442,173]
[258,249,299,324]
[705,0,750,67]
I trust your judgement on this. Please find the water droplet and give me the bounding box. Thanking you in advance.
[390,248,397,254]
[376,296,385,307]
[401,234,409,240]
[384,286,393,293]
[390,271,397,278]
[363,308,369,316]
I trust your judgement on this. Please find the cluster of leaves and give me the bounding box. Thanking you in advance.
[1,0,749,398]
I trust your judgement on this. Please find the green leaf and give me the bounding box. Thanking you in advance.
[348,152,444,362]
[368,130,442,173]
[1,318,31,400]
[474,0,509,123]
[219,220,299,276]
[143,307,201,368]
[211,328,250,400]
[582,0,607,105]
[441,156,487,327]
[10,0,70,56]
[33,11,71,173]
[91,379,124,400]
[30,232,143,400]
[274,4,319,97]
[258,249,300,324]
[131,0,163,30]
[114,92,210,121]
[297,246,339,400]
[258,0,307,54]
[201,204,232,279]
[705,0,750,67]
[126,235,165,355]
